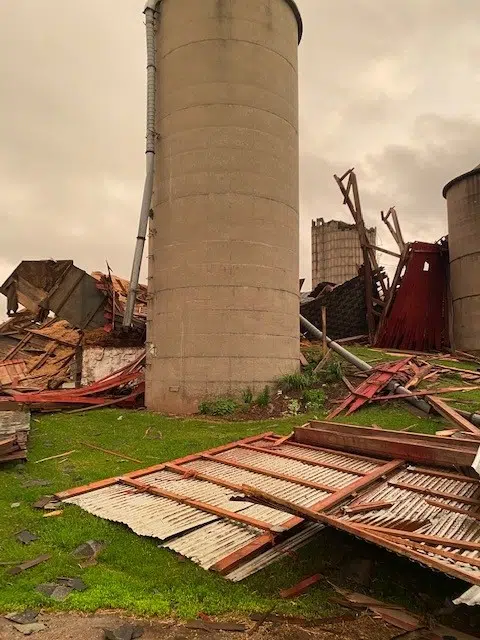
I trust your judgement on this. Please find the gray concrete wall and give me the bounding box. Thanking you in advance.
[445,171,480,352]
[147,0,301,413]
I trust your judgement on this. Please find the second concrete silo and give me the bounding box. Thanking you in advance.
[147,0,302,413]
[443,165,480,353]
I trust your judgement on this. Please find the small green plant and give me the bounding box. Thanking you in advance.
[302,388,326,412]
[285,399,301,416]
[322,360,343,383]
[241,387,254,405]
[277,371,317,392]
[198,398,238,416]
[256,386,271,407]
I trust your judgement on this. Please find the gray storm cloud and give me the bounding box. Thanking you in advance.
[0,0,478,308]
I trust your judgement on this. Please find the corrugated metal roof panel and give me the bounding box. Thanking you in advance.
[164,520,261,570]
[216,447,360,489]
[258,441,380,474]
[454,585,480,607]
[65,484,220,540]
[225,523,325,582]
[182,459,329,508]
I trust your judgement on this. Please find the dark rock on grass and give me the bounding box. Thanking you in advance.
[16,530,39,545]
[103,623,144,640]
[5,610,39,624]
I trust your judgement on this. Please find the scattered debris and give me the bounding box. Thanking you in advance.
[8,554,51,576]
[81,442,142,463]
[16,530,39,545]
[71,540,105,567]
[332,587,478,640]
[0,409,30,464]
[42,510,63,517]
[280,574,321,599]
[12,622,46,635]
[185,620,247,632]
[34,450,76,464]
[5,610,39,625]
[35,577,86,601]
[33,496,59,510]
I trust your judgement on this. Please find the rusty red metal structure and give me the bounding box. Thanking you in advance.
[375,242,450,352]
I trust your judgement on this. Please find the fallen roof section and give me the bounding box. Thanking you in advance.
[57,431,394,576]
[57,427,480,592]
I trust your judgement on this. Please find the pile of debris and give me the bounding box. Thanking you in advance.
[0,311,81,392]
[0,408,30,464]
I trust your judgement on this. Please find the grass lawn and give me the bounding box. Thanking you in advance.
[0,354,478,620]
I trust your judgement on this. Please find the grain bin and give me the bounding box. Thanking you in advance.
[443,164,480,353]
[146,0,302,413]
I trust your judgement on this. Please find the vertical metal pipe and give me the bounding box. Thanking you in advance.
[123,1,157,328]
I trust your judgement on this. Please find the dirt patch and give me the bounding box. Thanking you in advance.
[0,611,394,640]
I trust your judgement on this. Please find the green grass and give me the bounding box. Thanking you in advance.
[0,410,340,619]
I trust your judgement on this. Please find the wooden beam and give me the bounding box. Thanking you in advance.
[121,477,285,534]
[424,498,480,521]
[397,538,480,569]
[353,522,480,551]
[387,480,480,507]
[342,501,394,515]
[238,443,367,476]
[426,396,480,436]
[367,244,401,259]
[201,453,337,493]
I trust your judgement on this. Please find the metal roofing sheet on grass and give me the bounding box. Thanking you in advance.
[59,430,480,587]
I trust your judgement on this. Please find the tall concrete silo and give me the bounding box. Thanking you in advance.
[443,165,480,353]
[147,0,302,413]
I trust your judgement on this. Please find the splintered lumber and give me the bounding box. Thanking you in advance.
[81,442,142,463]
[34,450,76,464]
[426,396,480,436]
[280,574,321,598]
[370,385,480,401]
[343,501,394,515]
[7,554,51,575]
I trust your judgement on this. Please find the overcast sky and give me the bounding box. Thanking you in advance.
[1,0,479,316]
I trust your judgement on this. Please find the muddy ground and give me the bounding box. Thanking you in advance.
[0,611,395,640]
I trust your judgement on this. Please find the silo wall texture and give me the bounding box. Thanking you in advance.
[146,0,302,413]
[444,168,480,353]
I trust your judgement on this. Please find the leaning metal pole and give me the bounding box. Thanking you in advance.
[300,315,480,423]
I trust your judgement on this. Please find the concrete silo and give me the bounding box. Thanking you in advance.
[443,165,480,353]
[147,0,302,413]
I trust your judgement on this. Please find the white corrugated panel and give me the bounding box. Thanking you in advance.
[65,484,220,540]
[182,458,329,508]
[216,447,360,489]
[225,523,325,582]
[164,520,261,570]
[258,441,379,474]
